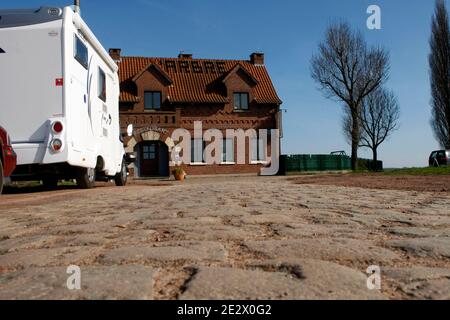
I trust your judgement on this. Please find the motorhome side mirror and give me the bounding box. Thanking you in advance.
[127,124,133,137]
[125,152,137,164]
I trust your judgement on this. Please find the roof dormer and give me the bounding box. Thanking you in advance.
[132,62,173,86]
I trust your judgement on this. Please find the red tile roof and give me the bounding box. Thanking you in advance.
[118,56,282,105]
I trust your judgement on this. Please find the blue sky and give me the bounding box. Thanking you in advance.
[3,0,447,167]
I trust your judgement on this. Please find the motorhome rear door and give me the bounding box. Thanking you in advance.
[0,8,64,144]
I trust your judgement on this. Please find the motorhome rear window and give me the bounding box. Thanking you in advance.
[74,36,88,69]
[98,68,107,102]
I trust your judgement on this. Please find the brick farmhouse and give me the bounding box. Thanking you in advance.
[109,49,282,177]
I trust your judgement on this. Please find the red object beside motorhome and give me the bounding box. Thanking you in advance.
[0,126,17,193]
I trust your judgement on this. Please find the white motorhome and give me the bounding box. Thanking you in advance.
[0,5,130,188]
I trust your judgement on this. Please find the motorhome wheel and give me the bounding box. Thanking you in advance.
[115,159,127,187]
[77,167,96,189]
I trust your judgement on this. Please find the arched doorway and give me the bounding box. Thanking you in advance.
[136,141,169,177]
[125,129,174,178]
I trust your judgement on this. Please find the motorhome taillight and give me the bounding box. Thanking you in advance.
[52,121,63,134]
[5,146,13,156]
[51,139,63,152]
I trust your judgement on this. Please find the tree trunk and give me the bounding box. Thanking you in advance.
[351,107,359,170]
[372,148,378,172]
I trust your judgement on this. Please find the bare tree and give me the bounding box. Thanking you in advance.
[311,22,390,170]
[342,106,358,147]
[429,0,450,149]
[358,88,400,170]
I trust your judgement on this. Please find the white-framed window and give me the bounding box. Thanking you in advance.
[222,138,235,163]
[251,132,270,163]
[191,139,206,164]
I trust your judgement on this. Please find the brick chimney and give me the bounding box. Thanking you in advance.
[178,52,193,59]
[109,48,122,62]
[250,52,264,65]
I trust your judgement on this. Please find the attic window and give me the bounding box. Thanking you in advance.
[144,91,161,110]
[233,93,249,110]
[165,61,177,72]
[216,61,226,73]
[204,61,216,74]
[192,61,202,73]
[179,61,190,73]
